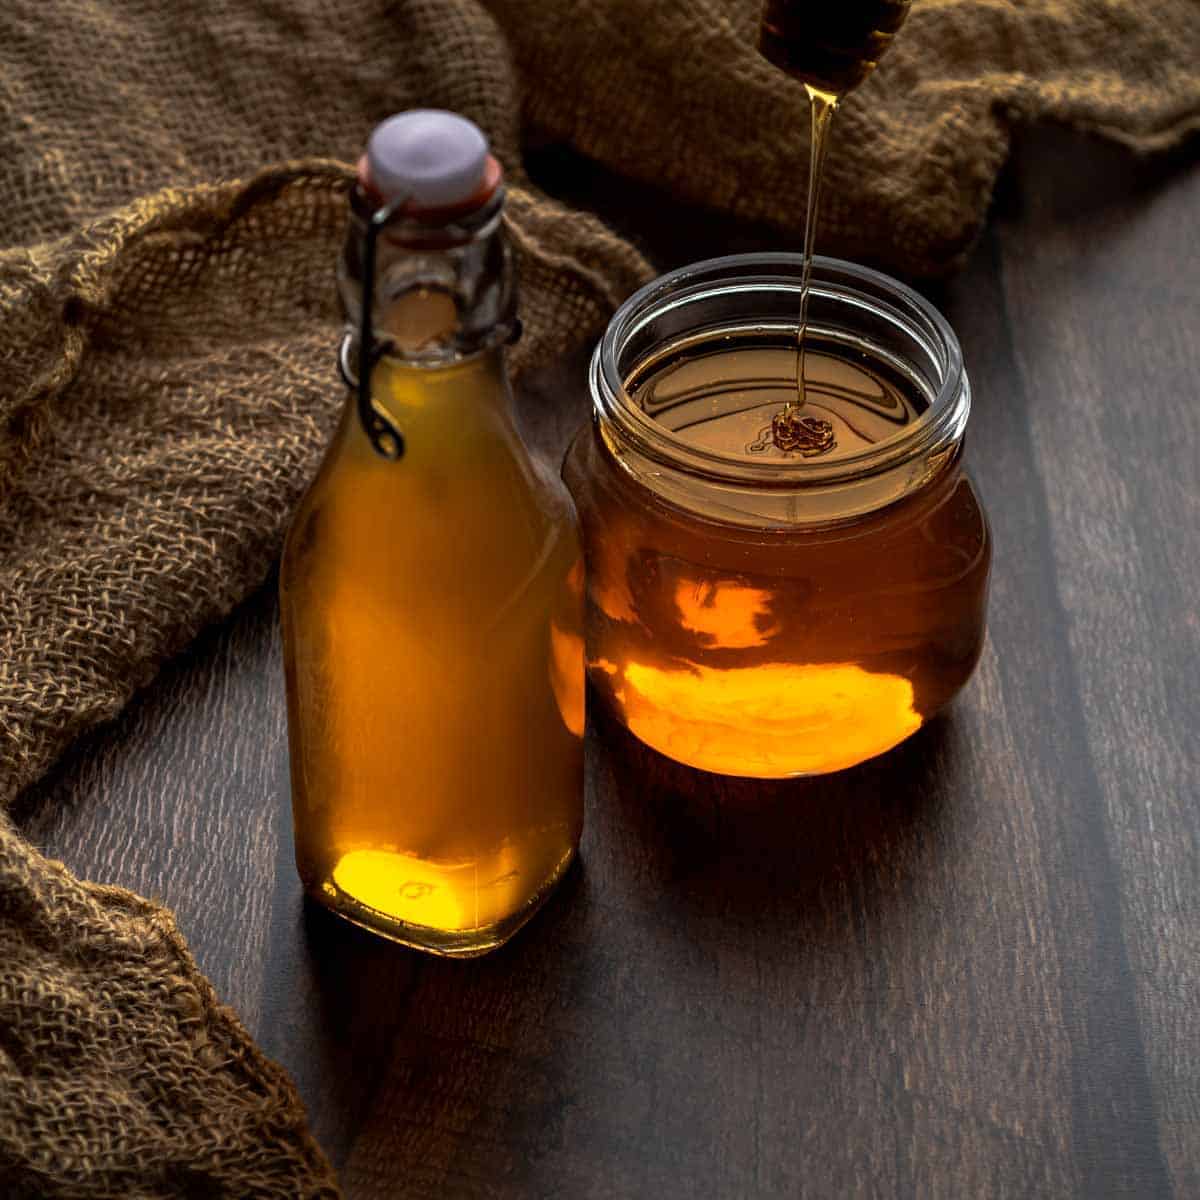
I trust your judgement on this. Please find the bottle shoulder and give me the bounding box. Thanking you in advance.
[282,388,580,612]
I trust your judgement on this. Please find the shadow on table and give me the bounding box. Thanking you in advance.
[586,688,955,931]
[294,861,590,1185]
[289,687,963,1190]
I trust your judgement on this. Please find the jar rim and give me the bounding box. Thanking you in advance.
[591,253,969,488]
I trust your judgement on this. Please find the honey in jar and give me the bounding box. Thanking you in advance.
[281,111,584,955]
[564,254,991,778]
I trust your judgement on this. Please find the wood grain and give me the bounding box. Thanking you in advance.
[995,130,1200,1198]
[15,127,1199,1198]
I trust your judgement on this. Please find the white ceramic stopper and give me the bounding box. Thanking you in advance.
[366,110,489,209]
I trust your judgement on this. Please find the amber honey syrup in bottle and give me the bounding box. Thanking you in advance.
[280,111,584,956]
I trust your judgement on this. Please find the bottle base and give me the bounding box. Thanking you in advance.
[303,845,577,958]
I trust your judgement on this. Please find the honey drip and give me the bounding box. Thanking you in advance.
[766,406,838,457]
[758,0,912,452]
[788,85,838,450]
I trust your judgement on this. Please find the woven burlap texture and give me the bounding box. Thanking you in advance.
[1,0,1196,1195]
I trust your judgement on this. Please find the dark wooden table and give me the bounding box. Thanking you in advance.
[16,128,1200,1198]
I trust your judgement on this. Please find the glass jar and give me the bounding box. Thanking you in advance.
[564,254,991,778]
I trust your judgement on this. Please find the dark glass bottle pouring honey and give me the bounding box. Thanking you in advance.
[759,0,911,95]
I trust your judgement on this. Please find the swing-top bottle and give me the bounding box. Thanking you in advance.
[280,110,585,956]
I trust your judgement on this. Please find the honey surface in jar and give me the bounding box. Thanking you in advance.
[565,329,990,778]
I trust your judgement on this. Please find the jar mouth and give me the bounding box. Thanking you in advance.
[591,253,968,488]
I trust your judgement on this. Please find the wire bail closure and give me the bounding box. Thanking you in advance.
[344,183,519,459]
[354,196,408,461]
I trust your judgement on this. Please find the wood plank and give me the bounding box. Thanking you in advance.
[996,128,1200,1197]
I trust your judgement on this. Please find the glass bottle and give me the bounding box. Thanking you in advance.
[281,111,584,956]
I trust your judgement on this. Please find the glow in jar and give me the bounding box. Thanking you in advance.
[564,254,991,778]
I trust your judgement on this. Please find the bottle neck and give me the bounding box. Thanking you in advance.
[370,345,512,416]
[338,186,517,368]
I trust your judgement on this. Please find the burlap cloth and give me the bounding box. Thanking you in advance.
[0,0,1196,1193]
